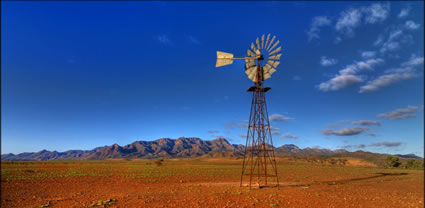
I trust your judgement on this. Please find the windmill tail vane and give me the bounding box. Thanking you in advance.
[216,34,282,189]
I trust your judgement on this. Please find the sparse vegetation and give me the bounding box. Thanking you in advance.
[154,159,164,166]
[385,156,402,168]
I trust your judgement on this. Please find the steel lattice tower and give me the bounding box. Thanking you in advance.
[215,33,281,189]
[240,62,279,189]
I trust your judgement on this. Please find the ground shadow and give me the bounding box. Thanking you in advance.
[280,172,409,187]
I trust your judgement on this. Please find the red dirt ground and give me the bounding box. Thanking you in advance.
[1,158,423,208]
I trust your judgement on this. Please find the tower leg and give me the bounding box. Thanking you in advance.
[240,85,279,189]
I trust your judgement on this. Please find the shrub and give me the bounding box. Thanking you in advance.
[385,156,401,168]
[404,159,424,169]
[154,159,164,166]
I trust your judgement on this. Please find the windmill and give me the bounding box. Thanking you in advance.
[216,34,281,189]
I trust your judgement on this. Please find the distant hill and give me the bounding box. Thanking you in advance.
[1,137,422,163]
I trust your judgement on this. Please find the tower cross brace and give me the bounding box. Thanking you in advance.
[240,62,279,189]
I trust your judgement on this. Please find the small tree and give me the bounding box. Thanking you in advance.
[385,156,401,168]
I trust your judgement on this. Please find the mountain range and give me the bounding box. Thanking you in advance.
[1,137,422,161]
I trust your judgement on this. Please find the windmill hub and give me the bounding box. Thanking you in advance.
[215,34,282,189]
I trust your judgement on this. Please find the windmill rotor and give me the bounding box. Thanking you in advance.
[215,34,282,83]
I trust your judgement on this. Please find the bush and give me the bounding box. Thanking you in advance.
[404,159,424,169]
[385,156,401,168]
[154,159,164,166]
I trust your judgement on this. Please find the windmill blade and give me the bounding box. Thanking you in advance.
[248,68,257,81]
[217,51,233,59]
[245,67,255,76]
[251,42,256,52]
[270,61,280,68]
[256,37,260,51]
[263,72,271,80]
[267,60,280,70]
[263,64,272,74]
[216,59,233,67]
[268,54,282,60]
[247,49,255,57]
[245,59,255,66]
[264,34,271,50]
[245,62,255,69]
[268,67,277,74]
[261,34,265,49]
[268,40,280,52]
[269,46,281,56]
[216,51,234,67]
[266,35,276,51]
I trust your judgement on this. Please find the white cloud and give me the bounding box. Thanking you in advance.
[352,120,381,126]
[269,114,292,122]
[307,16,331,41]
[320,56,338,66]
[335,8,363,35]
[361,51,376,58]
[282,133,299,139]
[318,58,383,92]
[401,55,424,67]
[363,3,390,24]
[360,55,423,93]
[318,74,363,92]
[380,29,404,53]
[336,3,390,37]
[374,35,384,46]
[405,20,420,30]
[323,127,368,136]
[359,70,417,93]
[398,8,410,18]
[377,106,420,120]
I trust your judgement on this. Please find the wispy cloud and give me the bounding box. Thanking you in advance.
[240,134,247,138]
[320,56,338,66]
[269,114,292,122]
[187,35,200,44]
[225,121,248,129]
[340,144,366,149]
[307,16,331,41]
[398,7,410,19]
[323,127,368,136]
[352,120,381,126]
[405,20,420,30]
[341,141,402,149]
[335,8,363,36]
[359,69,417,93]
[208,130,219,134]
[318,58,383,92]
[401,55,424,67]
[318,74,363,92]
[335,3,390,37]
[361,51,376,59]
[363,3,390,24]
[270,127,280,135]
[156,34,171,45]
[369,141,402,147]
[359,55,423,93]
[282,133,299,139]
[377,106,420,120]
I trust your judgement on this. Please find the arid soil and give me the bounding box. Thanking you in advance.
[1,158,423,208]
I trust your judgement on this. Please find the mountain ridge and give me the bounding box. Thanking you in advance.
[1,137,422,161]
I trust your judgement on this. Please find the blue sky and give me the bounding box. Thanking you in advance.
[2,1,424,156]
